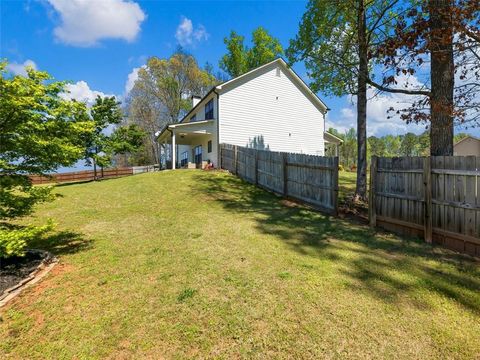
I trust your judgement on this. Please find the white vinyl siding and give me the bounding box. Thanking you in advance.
[184,94,217,123]
[218,64,325,155]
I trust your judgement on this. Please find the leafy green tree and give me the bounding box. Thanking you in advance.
[129,50,220,165]
[219,31,248,78]
[341,128,358,169]
[85,97,145,177]
[368,136,387,158]
[247,27,284,70]
[136,50,219,124]
[109,124,145,155]
[400,133,419,156]
[288,0,404,200]
[417,131,430,155]
[0,62,93,258]
[220,27,284,78]
[109,124,146,166]
[383,135,402,157]
[85,96,123,178]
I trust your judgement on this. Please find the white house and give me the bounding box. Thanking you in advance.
[156,58,341,169]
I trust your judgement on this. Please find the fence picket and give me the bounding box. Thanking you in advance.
[220,144,338,214]
[372,155,479,257]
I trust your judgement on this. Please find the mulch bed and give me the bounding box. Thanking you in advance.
[0,250,53,295]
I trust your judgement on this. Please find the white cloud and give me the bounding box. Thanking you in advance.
[125,66,142,94]
[328,73,428,136]
[175,16,209,47]
[47,0,146,47]
[62,80,114,106]
[6,59,37,76]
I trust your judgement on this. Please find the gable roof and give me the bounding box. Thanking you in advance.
[216,58,329,112]
[179,87,218,123]
[454,135,480,147]
[178,58,328,124]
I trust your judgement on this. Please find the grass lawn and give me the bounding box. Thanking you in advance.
[1,170,479,359]
[338,170,358,202]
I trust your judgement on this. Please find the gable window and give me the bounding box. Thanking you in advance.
[207,140,212,153]
[205,99,214,120]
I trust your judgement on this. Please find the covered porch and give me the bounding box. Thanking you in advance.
[156,120,217,170]
[324,131,343,157]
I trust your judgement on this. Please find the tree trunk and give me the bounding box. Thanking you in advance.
[356,0,368,200]
[93,158,97,180]
[93,146,99,180]
[429,0,454,156]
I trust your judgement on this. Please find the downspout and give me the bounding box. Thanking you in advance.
[213,88,220,168]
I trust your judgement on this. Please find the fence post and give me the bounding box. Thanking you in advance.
[369,156,377,228]
[333,156,339,216]
[283,152,288,195]
[424,156,433,243]
[234,145,238,175]
[254,149,259,185]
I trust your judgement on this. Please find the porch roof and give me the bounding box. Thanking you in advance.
[156,120,214,143]
[324,131,343,145]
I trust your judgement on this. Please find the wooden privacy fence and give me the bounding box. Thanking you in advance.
[220,144,339,215]
[370,156,480,257]
[30,167,134,185]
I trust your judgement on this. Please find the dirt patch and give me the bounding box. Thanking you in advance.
[280,199,302,208]
[338,195,369,223]
[0,250,53,295]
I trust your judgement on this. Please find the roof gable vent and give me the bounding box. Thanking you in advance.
[276,67,281,77]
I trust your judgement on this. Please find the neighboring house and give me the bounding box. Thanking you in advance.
[453,136,480,156]
[156,58,337,169]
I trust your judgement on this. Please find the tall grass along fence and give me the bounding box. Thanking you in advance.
[370,156,480,257]
[220,144,339,215]
[30,165,157,185]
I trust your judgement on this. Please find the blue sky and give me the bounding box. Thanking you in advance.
[1,0,478,140]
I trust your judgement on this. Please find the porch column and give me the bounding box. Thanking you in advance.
[335,144,339,157]
[172,131,176,170]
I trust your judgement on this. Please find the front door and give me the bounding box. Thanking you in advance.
[194,145,202,168]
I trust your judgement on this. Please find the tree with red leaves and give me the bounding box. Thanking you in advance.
[372,0,479,155]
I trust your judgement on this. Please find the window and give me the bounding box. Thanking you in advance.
[207,140,212,153]
[190,114,196,122]
[194,145,202,167]
[180,151,188,167]
[205,99,214,120]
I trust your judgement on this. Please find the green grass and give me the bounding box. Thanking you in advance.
[339,170,358,202]
[1,170,479,359]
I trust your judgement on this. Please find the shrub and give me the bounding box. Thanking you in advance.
[338,164,345,171]
[0,62,91,259]
[0,221,54,258]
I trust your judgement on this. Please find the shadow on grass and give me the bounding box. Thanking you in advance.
[191,171,480,313]
[54,180,94,188]
[28,230,93,257]
[53,175,134,189]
